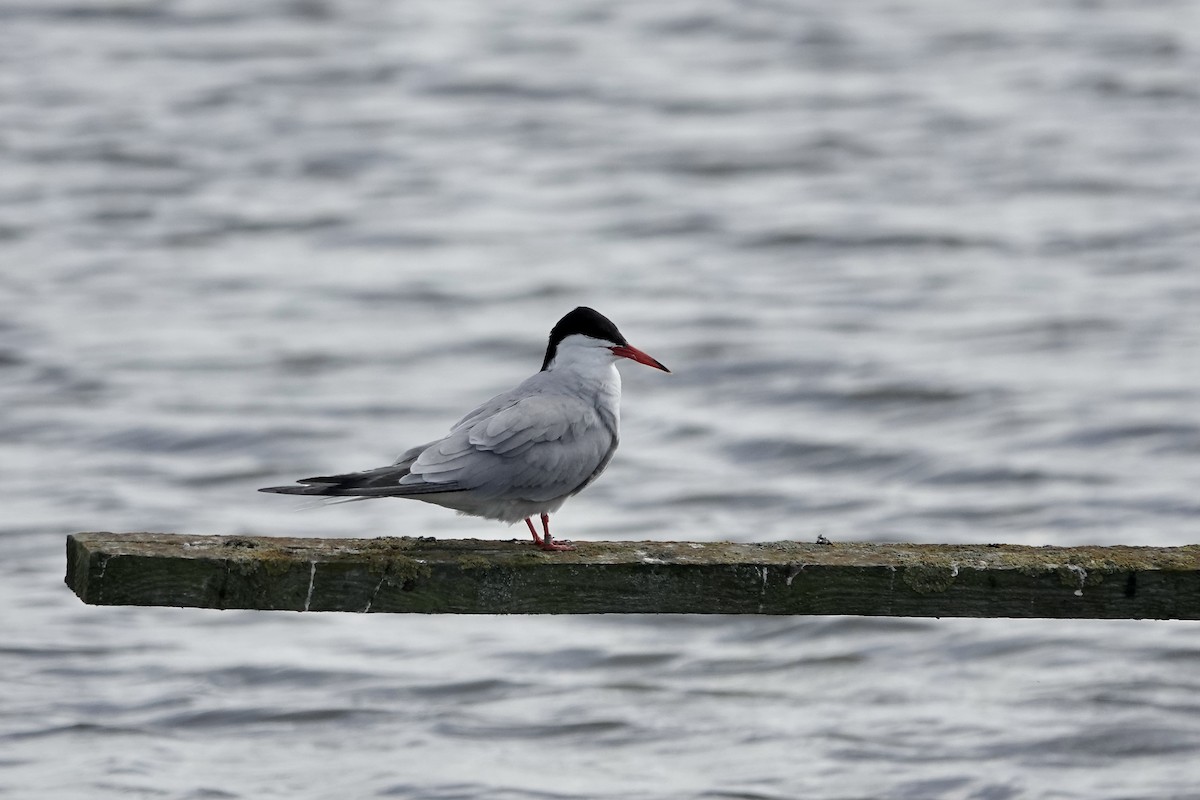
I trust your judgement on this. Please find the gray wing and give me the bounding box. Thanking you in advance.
[401,393,616,502]
[261,376,616,500]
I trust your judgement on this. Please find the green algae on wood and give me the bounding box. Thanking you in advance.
[65,532,1200,619]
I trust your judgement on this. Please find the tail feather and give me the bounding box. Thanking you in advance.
[259,465,462,498]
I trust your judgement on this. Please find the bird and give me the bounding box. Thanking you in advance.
[260,307,670,551]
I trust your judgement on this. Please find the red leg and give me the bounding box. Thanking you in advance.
[525,517,544,546]
[538,513,574,551]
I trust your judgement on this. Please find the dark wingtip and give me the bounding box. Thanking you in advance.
[260,483,336,496]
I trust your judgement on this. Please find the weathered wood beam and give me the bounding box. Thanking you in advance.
[64,532,1200,619]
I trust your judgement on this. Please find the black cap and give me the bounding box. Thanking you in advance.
[540,307,628,371]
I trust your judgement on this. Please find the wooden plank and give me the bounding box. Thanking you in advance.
[65,532,1200,619]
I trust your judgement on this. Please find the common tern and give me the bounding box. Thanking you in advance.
[260,307,670,551]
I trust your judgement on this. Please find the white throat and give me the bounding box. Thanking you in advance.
[545,335,624,400]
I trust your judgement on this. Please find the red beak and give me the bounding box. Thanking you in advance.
[610,344,670,373]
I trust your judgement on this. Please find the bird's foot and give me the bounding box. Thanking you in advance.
[529,515,573,550]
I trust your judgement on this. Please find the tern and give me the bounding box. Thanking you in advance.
[260,307,670,551]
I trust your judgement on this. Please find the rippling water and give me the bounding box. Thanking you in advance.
[3,1,1200,798]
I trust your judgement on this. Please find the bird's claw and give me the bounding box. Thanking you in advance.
[538,539,575,552]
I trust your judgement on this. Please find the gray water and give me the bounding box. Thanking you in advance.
[3,1,1200,798]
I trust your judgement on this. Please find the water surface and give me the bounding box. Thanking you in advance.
[2,1,1200,798]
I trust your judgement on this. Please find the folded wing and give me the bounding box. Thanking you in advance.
[261,391,616,503]
[401,393,615,502]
